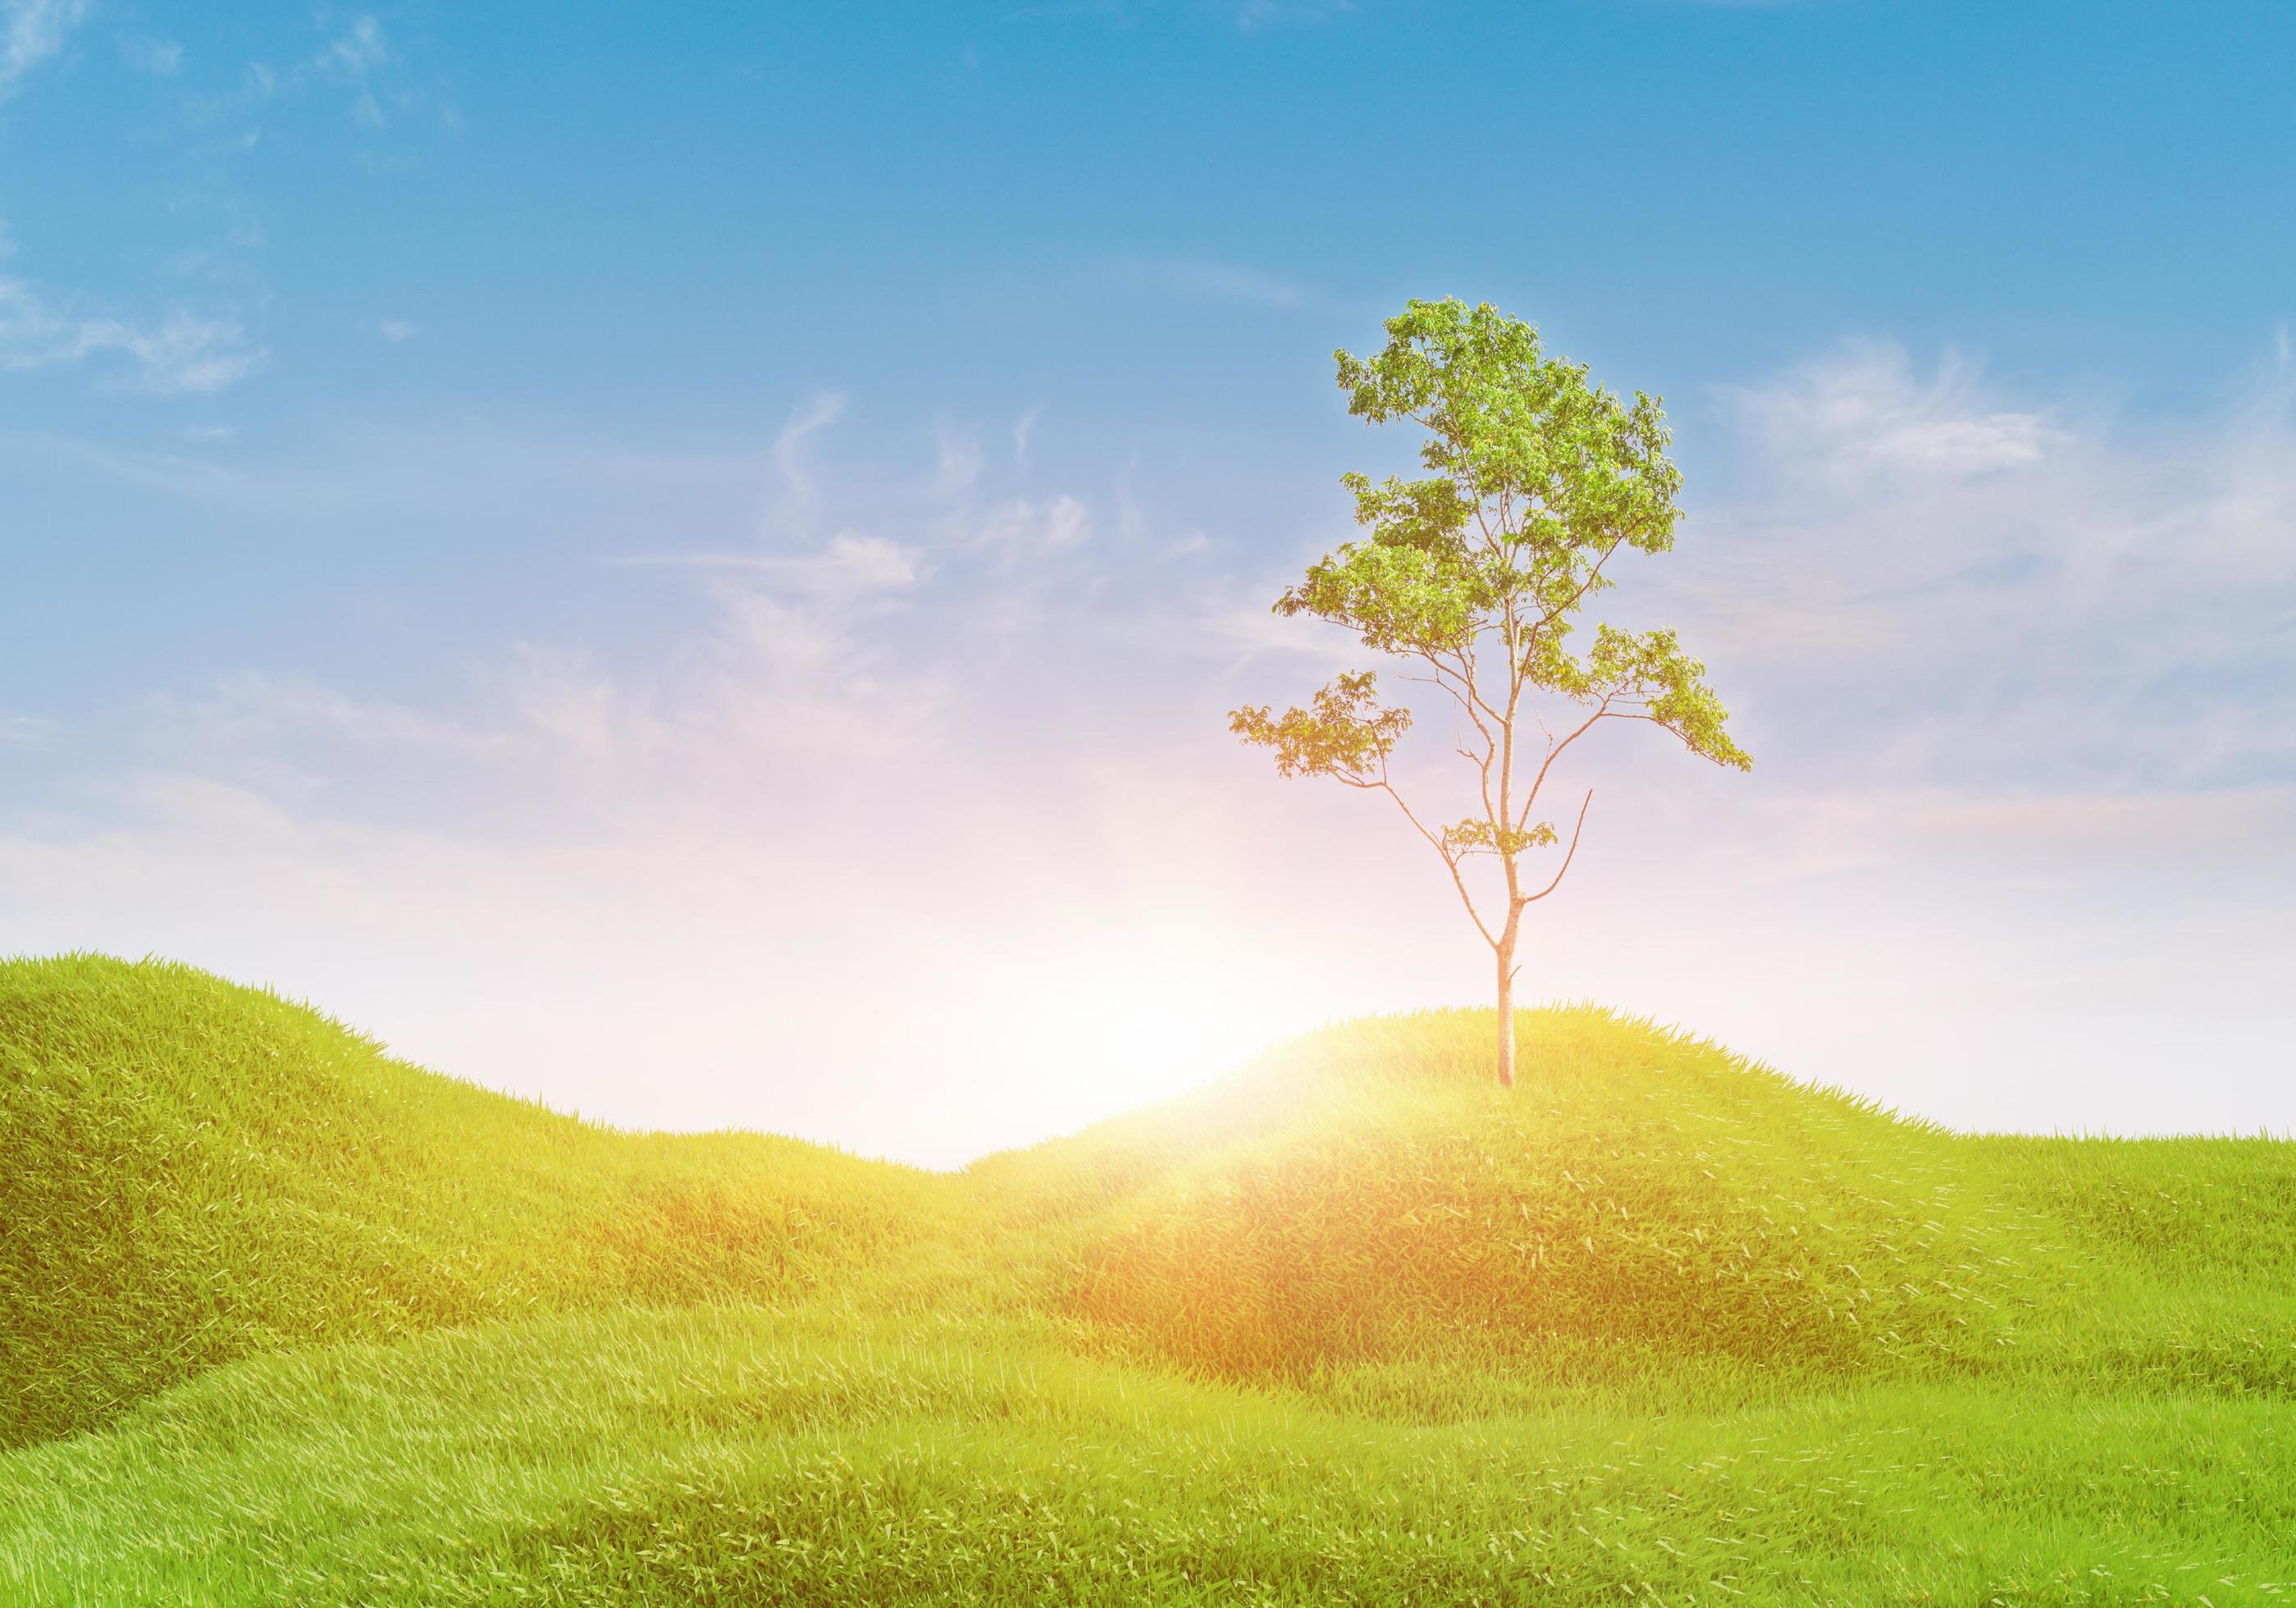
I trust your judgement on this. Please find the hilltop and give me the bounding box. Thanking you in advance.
[4,956,2295,1604]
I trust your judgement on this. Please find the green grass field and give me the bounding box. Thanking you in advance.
[5,955,2294,1604]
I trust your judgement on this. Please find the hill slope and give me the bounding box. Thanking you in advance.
[0,956,947,1447]
[6,957,2296,1604]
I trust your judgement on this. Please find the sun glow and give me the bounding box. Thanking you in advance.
[958,925,1306,1133]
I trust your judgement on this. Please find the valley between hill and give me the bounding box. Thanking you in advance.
[5,956,2294,1604]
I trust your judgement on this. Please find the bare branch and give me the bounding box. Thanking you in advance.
[1517,697,1614,831]
[1371,775,1498,948]
[1472,498,1504,561]
[1399,664,1500,825]
[1396,668,1487,739]
[1519,791,1594,906]
[1453,628,1502,721]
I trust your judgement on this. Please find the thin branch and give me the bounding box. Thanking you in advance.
[1449,636,1506,731]
[1516,696,1614,831]
[1541,531,1627,628]
[1395,669,1487,743]
[1404,642,1503,738]
[1514,531,1630,670]
[1519,790,1594,905]
[1472,499,1504,561]
[1341,756,1498,948]
[1380,779,1498,948]
[1437,661,1509,819]
[1399,665,1499,825]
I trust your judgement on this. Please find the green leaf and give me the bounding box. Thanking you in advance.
[1230,671,1411,784]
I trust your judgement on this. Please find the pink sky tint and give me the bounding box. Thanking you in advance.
[4,340,2293,1163]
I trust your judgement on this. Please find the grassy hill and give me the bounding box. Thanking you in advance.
[5,957,2295,1604]
[0,956,950,1448]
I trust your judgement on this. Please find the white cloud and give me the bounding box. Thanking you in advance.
[0,276,263,394]
[8,351,2294,1161]
[189,11,422,135]
[1206,601,1340,662]
[963,493,1093,554]
[1029,0,1358,30]
[933,423,982,497]
[158,536,956,802]
[0,0,85,95]
[626,530,929,598]
[316,12,390,126]
[1113,254,1324,311]
[1043,492,1093,550]
[1670,336,2296,800]
[29,435,281,502]
[324,13,389,76]
[769,391,847,518]
[184,674,489,755]
[817,530,924,591]
[1720,339,2058,483]
[1235,0,1354,30]
[117,32,182,76]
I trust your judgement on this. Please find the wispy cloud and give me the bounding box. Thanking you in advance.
[313,12,390,127]
[619,530,929,597]
[769,391,847,518]
[322,13,389,75]
[1016,0,1361,31]
[934,423,983,497]
[0,399,1289,1158]
[960,493,1093,555]
[0,0,85,96]
[1234,0,1354,31]
[186,10,427,135]
[0,276,262,394]
[1719,339,2059,483]
[7,352,2295,1156]
[117,31,182,77]
[1672,336,2296,797]
[1111,254,1336,312]
[23,395,1126,806]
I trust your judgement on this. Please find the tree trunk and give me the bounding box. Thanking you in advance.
[1495,934,1517,1088]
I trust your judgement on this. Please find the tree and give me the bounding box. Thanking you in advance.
[1230,299,1751,1087]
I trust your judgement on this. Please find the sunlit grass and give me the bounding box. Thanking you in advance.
[5,956,2294,1603]
[0,955,951,1448]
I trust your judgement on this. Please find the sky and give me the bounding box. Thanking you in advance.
[2,0,2292,1166]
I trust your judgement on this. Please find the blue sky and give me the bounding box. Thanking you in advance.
[3,1,2293,1163]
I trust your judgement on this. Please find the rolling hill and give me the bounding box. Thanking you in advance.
[4,955,2294,1604]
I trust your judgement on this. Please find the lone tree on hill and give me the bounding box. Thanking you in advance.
[1230,299,1751,1087]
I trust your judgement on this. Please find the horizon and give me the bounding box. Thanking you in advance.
[4,0,2293,1167]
